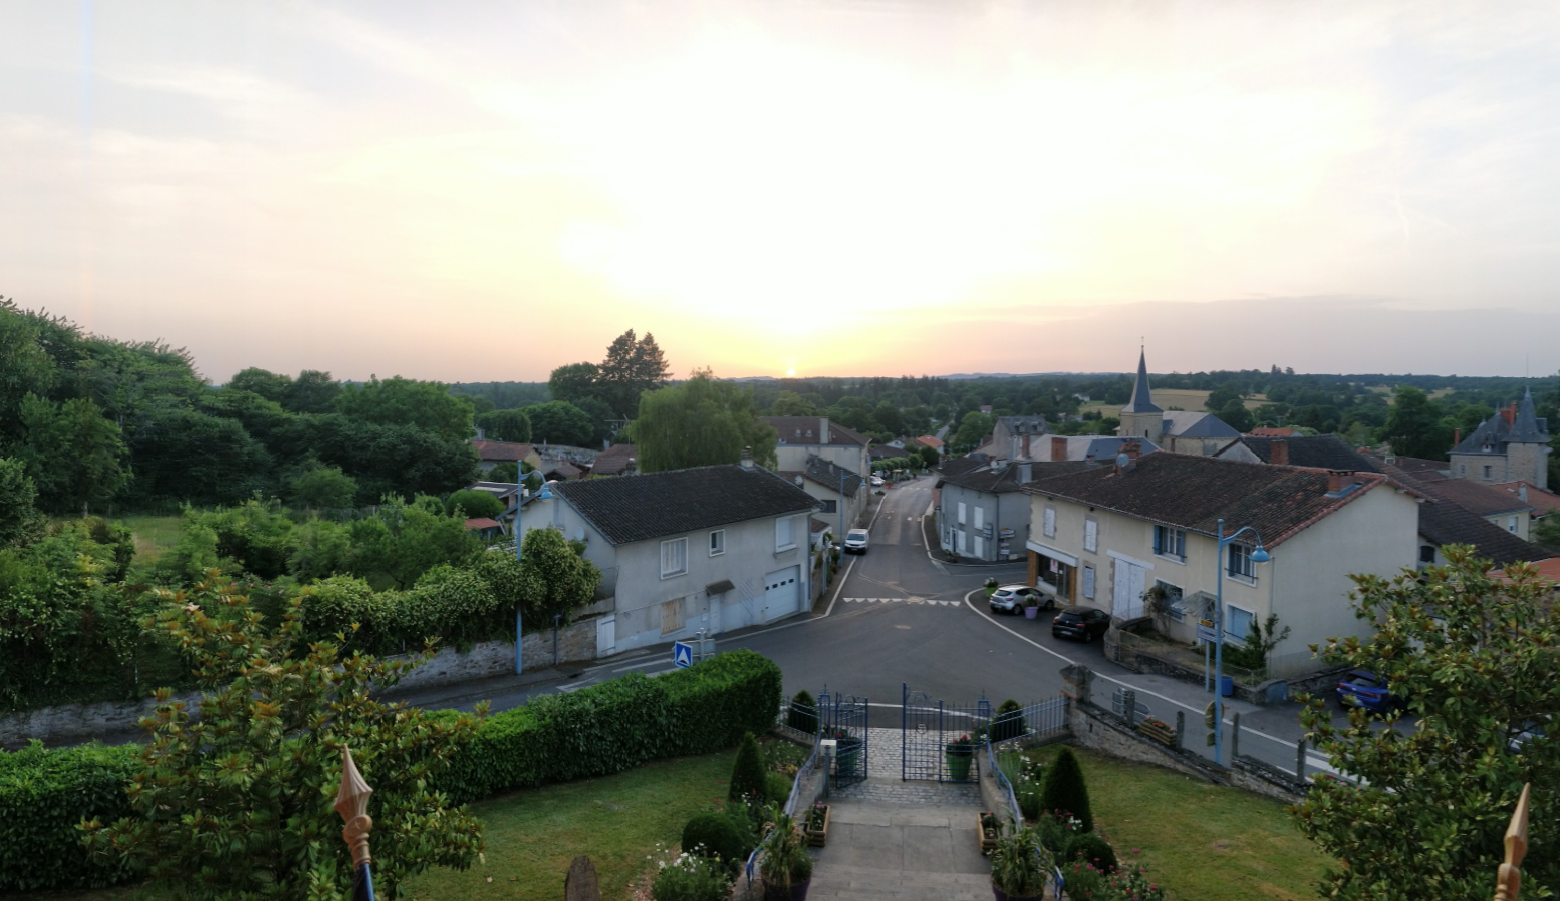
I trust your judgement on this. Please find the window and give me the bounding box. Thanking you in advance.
[709,530,725,556]
[957,501,967,525]
[1082,564,1096,599]
[1507,516,1519,534]
[1156,580,1186,621]
[661,598,685,635]
[1153,525,1186,561]
[1043,506,1056,538]
[1225,605,1255,645]
[974,506,985,530]
[661,538,688,577]
[776,516,796,551]
[1419,544,1436,564]
[1084,517,1098,553]
[1227,542,1256,582]
[1483,465,1494,480]
[820,499,837,514]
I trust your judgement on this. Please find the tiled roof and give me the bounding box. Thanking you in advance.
[1492,557,1560,587]
[996,416,1050,435]
[541,460,583,480]
[471,440,537,462]
[1248,427,1299,437]
[1025,452,1390,547]
[553,464,818,545]
[1382,465,1556,567]
[1040,436,1161,463]
[463,517,503,530]
[1416,478,1533,518]
[1365,453,1451,481]
[1161,411,1240,439]
[592,443,637,476]
[1494,482,1560,517]
[764,417,869,447]
[940,459,1096,495]
[1451,390,1550,456]
[914,435,944,448]
[1240,436,1382,473]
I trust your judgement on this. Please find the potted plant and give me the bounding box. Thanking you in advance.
[1135,714,1177,747]
[978,810,1000,854]
[945,734,976,781]
[984,576,1000,597]
[759,805,813,901]
[989,824,1050,901]
[1023,597,1041,620]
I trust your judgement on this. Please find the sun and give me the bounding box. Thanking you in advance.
[786,368,796,377]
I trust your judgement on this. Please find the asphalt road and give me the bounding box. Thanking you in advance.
[440,476,1329,779]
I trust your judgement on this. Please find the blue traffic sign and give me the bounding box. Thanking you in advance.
[673,641,694,668]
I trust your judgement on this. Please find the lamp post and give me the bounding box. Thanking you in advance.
[1213,518,1271,766]
[515,472,554,675]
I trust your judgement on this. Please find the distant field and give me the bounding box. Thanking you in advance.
[1081,389,1267,417]
[115,515,184,563]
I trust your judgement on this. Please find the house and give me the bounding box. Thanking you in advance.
[936,457,1093,562]
[1377,463,1556,569]
[538,460,583,481]
[777,455,866,539]
[536,461,820,655]
[976,415,1050,460]
[763,416,871,479]
[591,443,638,477]
[1494,481,1560,525]
[1217,435,1381,472]
[1116,349,1241,455]
[1029,434,1161,463]
[470,439,543,474]
[1446,390,1551,489]
[463,517,505,540]
[912,435,944,451]
[1024,452,1420,677]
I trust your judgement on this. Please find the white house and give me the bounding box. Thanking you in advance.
[763,416,872,479]
[533,462,820,656]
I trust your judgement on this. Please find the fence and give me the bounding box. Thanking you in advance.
[1114,630,1267,684]
[748,697,825,890]
[983,697,1070,827]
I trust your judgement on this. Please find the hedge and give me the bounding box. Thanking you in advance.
[0,648,782,892]
[0,741,139,892]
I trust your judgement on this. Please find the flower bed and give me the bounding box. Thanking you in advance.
[1134,716,1177,748]
[978,811,1000,854]
[804,803,830,847]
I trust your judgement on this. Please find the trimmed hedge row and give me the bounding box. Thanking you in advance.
[0,741,139,891]
[437,649,782,803]
[0,648,783,890]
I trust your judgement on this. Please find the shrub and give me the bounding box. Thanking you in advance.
[728,732,768,804]
[1017,782,1043,822]
[682,812,745,870]
[1060,858,1111,899]
[651,848,730,901]
[1040,746,1094,833]
[766,770,794,806]
[0,741,138,891]
[445,488,504,520]
[788,689,818,734]
[1063,831,1117,873]
[990,699,1026,742]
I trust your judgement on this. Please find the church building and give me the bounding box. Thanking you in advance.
[1117,349,1241,456]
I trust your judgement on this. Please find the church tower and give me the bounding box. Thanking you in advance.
[1118,349,1164,442]
[1448,387,1550,490]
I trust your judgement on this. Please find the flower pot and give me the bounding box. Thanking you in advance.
[1023,606,1039,620]
[946,750,974,781]
[977,812,999,854]
[766,876,812,901]
[804,805,830,847]
[992,887,1044,901]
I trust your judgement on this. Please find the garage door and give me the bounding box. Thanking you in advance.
[763,566,801,622]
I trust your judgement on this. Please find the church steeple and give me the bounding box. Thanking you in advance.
[1121,348,1161,414]
[1511,387,1549,443]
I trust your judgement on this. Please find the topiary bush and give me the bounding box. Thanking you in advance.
[1039,746,1094,833]
[788,689,818,734]
[728,732,768,805]
[1063,831,1117,873]
[990,699,1026,742]
[682,812,746,870]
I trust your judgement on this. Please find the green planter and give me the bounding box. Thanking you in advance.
[946,745,975,781]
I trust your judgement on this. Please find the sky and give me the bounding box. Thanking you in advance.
[3,1,1560,384]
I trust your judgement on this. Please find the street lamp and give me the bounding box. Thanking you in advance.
[1213,518,1271,766]
[515,472,554,675]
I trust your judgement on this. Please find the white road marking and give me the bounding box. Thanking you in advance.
[840,597,961,608]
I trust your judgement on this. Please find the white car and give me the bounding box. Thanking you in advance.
[870,475,885,487]
[843,528,870,553]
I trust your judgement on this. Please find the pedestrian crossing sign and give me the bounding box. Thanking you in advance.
[673,641,694,668]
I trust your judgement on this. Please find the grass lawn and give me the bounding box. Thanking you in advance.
[14,739,806,901]
[1011,745,1332,901]
[113,515,183,563]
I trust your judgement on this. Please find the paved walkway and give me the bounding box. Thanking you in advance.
[804,727,993,900]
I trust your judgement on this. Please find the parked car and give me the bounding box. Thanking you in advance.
[1335,670,1403,713]
[989,585,1056,615]
[870,475,885,487]
[1051,606,1110,642]
[843,528,870,554]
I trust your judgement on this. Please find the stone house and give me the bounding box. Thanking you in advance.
[1447,389,1550,489]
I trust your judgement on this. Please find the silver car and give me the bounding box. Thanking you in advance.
[843,528,870,554]
[988,585,1055,615]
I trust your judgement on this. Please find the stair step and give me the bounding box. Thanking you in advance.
[804,865,994,900]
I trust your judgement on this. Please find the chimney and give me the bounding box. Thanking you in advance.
[820,417,831,444]
[1018,462,1032,484]
[1051,436,1067,461]
[1270,438,1289,467]
[1453,428,1461,447]
[1519,484,1529,502]
[741,446,754,470]
[1123,438,1141,461]
[1021,434,1031,458]
[1502,402,1517,427]
[1326,470,1357,494]
[475,427,485,440]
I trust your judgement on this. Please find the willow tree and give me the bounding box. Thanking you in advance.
[629,370,777,473]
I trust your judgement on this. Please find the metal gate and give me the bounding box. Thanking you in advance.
[902,683,990,782]
[819,687,868,789]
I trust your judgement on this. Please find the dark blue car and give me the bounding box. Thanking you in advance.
[1336,670,1402,713]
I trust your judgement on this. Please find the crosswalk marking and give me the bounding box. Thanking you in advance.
[841,597,961,608]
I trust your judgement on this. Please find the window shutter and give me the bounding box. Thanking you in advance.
[1043,506,1056,538]
[1084,518,1098,553]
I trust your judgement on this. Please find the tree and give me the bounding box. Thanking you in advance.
[445,488,504,520]
[873,400,904,437]
[918,444,940,468]
[952,411,995,449]
[547,362,601,407]
[14,394,129,513]
[595,330,669,417]
[727,732,767,804]
[289,465,358,510]
[82,576,486,899]
[629,370,777,473]
[475,408,532,443]
[1381,385,1452,460]
[1217,399,1255,433]
[769,391,817,416]
[123,408,272,507]
[516,525,601,623]
[283,370,341,414]
[521,400,596,447]
[345,495,483,590]
[1535,515,1560,551]
[334,376,475,440]
[227,366,293,403]
[0,458,44,548]
[1038,746,1093,833]
[1293,547,1558,899]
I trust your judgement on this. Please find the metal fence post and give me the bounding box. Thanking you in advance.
[1175,711,1185,750]
[1296,738,1306,780]
[1230,712,1241,760]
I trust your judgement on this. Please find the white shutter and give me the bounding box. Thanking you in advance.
[1082,565,1096,599]
[958,502,967,525]
[1043,506,1056,538]
[1084,519,1098,553]
[974,506,984,530]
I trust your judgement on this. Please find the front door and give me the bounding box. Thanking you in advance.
[709,596,723,635]
[596,615,615,657]
[1112,560,1147,618]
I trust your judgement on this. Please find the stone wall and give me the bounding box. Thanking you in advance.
[1067,701,1226,785]
[1108,633,1349,706]
[2,618,603,749]
[1229,755,1307,804]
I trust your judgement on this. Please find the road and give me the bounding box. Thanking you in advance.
[447,475,1326,779]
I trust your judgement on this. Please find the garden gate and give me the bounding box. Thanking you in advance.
[901,683,990,782]
[818,686,868,789]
